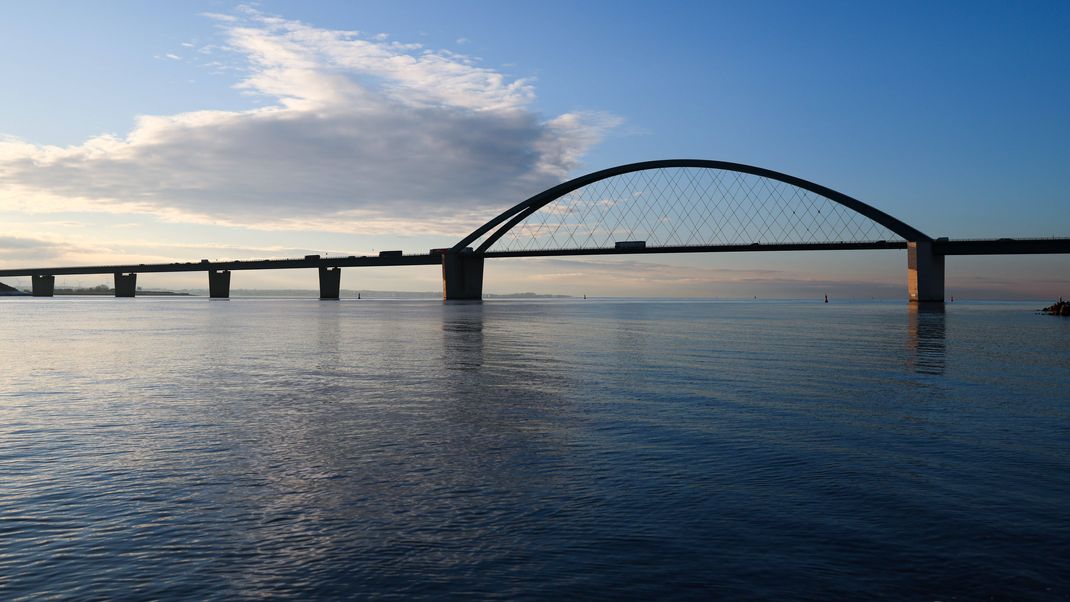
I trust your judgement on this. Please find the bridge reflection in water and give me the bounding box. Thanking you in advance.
[1,160,1067,302]
[908,304,946,375]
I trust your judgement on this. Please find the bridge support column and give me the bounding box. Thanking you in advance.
[442,252,483,301]
[319,267,341,300]
[32,274,55,297]
[908,241,944,303]
[114,273,137,298]
[208,270,231,298]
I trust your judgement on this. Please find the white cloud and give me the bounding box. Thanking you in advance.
[0,234,125,265]
[0,9,616,236]
[200,12,237,22]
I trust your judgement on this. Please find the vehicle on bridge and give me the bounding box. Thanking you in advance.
[615,241,647,250]
[378,250,403,257]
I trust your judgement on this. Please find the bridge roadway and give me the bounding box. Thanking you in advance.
[0,238,1066,278]
[1,238,1065,277]
[1,237,1066,298]
[481,238,1070,258]
[0,242,903,278]
[0,253,441,278]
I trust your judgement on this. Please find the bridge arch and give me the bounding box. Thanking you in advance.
[454,159,930,253]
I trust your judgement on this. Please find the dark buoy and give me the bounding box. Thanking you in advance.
[357,292,361,299]
[583,294,586,299]
[824,294,829,303]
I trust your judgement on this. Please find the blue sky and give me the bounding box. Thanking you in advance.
[1,1,1067,297]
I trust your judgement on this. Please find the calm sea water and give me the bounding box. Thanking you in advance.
[1,298,1067,600]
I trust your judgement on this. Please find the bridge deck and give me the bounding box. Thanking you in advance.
[0,254,442,278]
[484,241,907,258]
[1,238,1067,279]
[933,238,1070,255]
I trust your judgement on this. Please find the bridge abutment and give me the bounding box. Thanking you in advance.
[319,267,341,299]
[442,252,483,301]
[114,273,137,297]
[32,275,55,297]
[908,241,945,303]
[209,270,231,298]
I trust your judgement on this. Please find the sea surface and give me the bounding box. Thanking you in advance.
[1,298,1067,600]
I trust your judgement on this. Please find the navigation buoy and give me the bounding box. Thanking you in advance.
[357,292,361,299]
[824,294,829,303]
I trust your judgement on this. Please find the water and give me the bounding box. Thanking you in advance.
[1,298,1068,599]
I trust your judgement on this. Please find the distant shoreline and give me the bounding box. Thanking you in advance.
[172,289,572,299]
[53,288,191,296]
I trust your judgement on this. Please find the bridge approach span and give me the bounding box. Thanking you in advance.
[0,255,440,299]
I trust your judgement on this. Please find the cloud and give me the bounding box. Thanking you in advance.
[0,235,59,252]
[0,235,113,264]
[200,12,237,23]
[0,231,331,267]
[0,9,616,236]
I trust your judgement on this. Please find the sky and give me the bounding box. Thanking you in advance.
[1,0,1067,298]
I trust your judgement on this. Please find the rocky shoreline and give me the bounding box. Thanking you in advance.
[1041,299,1070,316]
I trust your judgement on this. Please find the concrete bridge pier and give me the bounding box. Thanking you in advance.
[209,270,231,298]
[32,274,55,297]
[114,273,137,298]
[908,240,945,303]
[319,267,341,300]
[442,252,484,301]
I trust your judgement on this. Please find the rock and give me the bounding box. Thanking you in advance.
[0,282,30,296]
[1041,299,1070,316]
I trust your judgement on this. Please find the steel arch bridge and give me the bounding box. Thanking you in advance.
[441,159,950,301]
[454,159,930,254]
[3,159,1068,302]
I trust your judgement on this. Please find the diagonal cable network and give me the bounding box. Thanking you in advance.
[487,167,902,252]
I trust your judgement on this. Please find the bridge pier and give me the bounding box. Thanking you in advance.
[908,241,945,303]
[442,252,483,301]
[32,274,55,297]
[208,270,231,298]
[319,267,341,300]
[114,273,137,297]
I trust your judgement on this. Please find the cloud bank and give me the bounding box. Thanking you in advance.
[0,9,616,234]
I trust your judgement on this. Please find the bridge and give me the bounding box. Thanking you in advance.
[2,160,1067,302]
